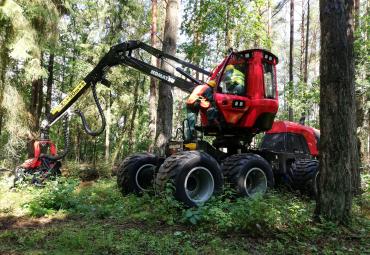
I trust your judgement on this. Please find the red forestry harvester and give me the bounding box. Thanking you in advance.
[16,40,319,205]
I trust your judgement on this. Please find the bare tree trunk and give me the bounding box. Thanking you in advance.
[300,1,305,79]
[0,24,11,120]
[267,0,272,49]
[193,0,201,80]
[288,0,295,121]
[128,78,142,152]
[30,78,43,132]
[352,0,363,194]
[45,53,54,116]
[148,0,158,152]
[76,129,81,162]
[155,0,179,155]
[0,25,11,137]
[225,0,232,50]
[36,73,43,126]
[29,53,44,132]
[111,118,128,165]
[303,0,310,83]
[315,0,357,223]
[0,109,3,136]
[105,91,111,162]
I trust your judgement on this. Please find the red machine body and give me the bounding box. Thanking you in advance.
[21,140,57,169]
[200,49,279,134]
[266,121,320,157]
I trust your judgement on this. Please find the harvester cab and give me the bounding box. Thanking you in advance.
[207,49,279,134]
[183,49,279,158]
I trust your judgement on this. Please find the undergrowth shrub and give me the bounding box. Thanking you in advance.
[182,190,312,235]
[24,178,182,223]
[25,178,80,216]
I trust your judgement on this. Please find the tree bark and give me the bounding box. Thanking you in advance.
[315,0,357,224]
[154,0,179,155]
[288,0,294,121]
[225,0,232,50]
[128,78,143,152]
[45,53,54,116]
[105,91,111,163]
[30,53,44,132]
[0,24,11,136]
[267,0,272,49]
[30,78,43,132]
[148,0,158,152]
[300,1,305,79]
[303,0,310,83]
[352,0,363,194]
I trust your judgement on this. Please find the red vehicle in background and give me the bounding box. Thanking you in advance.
[259,120,320,195]
[14,140,62,186]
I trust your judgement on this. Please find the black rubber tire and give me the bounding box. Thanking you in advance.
[117,153,161,195]
[155,151,223,207]
[222,153,274,197]
[291,159,319,196]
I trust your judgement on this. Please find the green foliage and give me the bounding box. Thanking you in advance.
[1,176,369,254]
[181,0,272,69]
[26,178,79,217]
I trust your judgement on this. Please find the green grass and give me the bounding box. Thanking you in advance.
[0,175,369,255]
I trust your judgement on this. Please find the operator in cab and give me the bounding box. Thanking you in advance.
[186,80,218,141]
[223,64,245,95]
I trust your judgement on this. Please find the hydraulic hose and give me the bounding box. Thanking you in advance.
[40,115,70,161]
[75,83,106,137]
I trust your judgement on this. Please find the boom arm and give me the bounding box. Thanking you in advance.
[47,40,211,128]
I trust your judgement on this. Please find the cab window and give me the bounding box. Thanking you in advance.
[263,62,276,99]
[218,57,247,96]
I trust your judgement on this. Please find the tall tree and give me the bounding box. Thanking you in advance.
[315,0,357,223]
[29,53,44,132]
[288,0,294,121]
[148,0,158,152]
[303,0,310,83]
[45,52,54,116]
[155,0,179,155]
[105,91,111,162]
[300,0,305,78]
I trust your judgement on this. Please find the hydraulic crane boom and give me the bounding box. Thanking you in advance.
[46,40,210,129]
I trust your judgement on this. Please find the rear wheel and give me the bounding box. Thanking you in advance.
[222,154,274,197]
[156,151,223,207]
[117,153,161,194]
[291,159,319,196]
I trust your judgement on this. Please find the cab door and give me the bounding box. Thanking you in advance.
[213,53,250,125]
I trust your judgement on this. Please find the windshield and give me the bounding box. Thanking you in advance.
[218,54,248,96]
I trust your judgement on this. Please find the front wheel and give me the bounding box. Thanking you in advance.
[222,154,274,197]
[156,151,223,207]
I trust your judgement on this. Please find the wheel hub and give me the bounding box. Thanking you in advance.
[184,167,214,204]
[243,167,267,197]
[135,164,156,191]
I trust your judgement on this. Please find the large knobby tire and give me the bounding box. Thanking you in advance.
[117,153,161,195]
[155,151,223,207]
[291,159,319,196]
[222,153,274,197]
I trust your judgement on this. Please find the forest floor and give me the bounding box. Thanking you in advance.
[0,171,369,255]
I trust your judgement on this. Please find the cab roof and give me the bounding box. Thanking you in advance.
[235,49,279,64]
